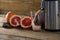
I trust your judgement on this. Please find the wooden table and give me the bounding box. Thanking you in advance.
[0,28,60,40]
[0,15,60,40]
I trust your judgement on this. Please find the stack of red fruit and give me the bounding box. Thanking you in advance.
[5,11,32,29]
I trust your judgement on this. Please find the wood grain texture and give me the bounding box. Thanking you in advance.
[0,0,40,15]
[0,28,60,40]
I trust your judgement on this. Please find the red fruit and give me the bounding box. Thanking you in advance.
[6,11,15,23]
[9,15,21,27]
[21,16,32,28]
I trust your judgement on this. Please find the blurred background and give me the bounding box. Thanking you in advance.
[0,0,40,16]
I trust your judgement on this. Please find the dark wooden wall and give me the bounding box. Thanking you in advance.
[0,0,40,16]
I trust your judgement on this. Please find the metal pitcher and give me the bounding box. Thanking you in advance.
[45,0,60,30]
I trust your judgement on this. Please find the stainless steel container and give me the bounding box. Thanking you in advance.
[45,1,60,30]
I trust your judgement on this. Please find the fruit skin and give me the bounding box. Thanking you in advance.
[9,15,21,27]
[21,16,32,29]
[5,11,15,23]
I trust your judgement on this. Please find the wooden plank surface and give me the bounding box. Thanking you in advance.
[0,28,60,40]
[0,15,60,40]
